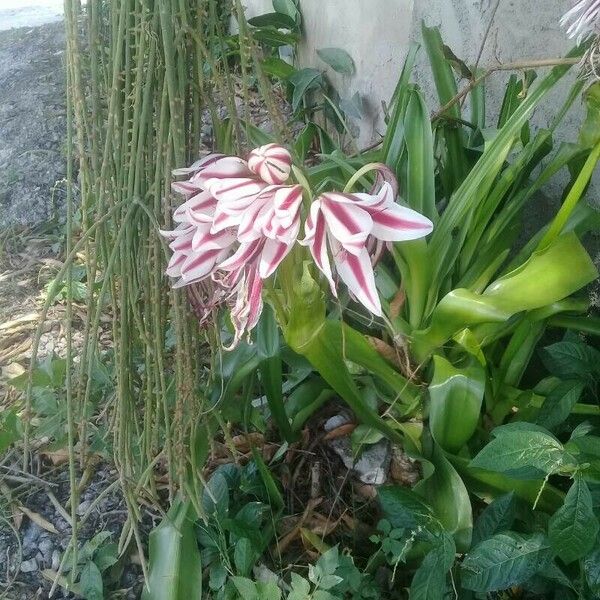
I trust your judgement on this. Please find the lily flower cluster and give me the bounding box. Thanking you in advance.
[561,0,600,41]
[161,144,433,345]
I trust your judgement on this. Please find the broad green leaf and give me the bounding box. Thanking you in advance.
[409,535,455,600]
[288,68,323,112]
[248,12,296,29]
[293,123,317,161]
[231,577,258,598]
[536,380,586,430]
[584,544,600,595]
[252,448,284,509]
[540,340,600,386]
[415,444,472,551]
[252,28,298,48]
[413,233,597,361]
[469,430,568,478]
[339,92,364,120]
[316,47,355,75]
[202,471,229,517]
[273,0,299,20]
[261,56,296,79]
[79,561,103,600]
[0,409,20,454]
[404,86,436,219]
[548,477,599,564]
[142,500,202,600]
[428,355,485,453]
[461,532,552,593]
[472,492,517,547]
[580,82,600,148]
[234,538,257,576]
[377,486,435,530]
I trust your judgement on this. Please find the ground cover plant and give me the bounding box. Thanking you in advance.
[1,0,600,598]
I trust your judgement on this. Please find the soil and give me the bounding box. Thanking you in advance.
[0,21,67,229]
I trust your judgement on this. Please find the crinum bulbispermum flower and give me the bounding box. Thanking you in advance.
[301,181,433,316]
[161,144,296,345]
[561,0,600,40]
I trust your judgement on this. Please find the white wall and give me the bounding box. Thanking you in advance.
[244,0,581,146]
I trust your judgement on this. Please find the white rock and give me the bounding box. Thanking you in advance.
[20,558,38,573]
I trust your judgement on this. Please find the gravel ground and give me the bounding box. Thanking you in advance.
[0,21,67,228]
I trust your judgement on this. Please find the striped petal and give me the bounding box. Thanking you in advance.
[192,227,236,252]
[273,184,303,228]
[218,240,263,272]
[300,201,337,296]
[227,268,264,349]
[248,143,292,184]
[333,244,382,316]
[172,153,225,176]
[171,180,203,197]
[259,238,293,279]
[190,156,252,186]
[320,194,372,255]
[181,247,229,282]
[369,204,433,241]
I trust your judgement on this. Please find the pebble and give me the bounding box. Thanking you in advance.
[20,558,38,573]
[51,549,61,571]
[21,522,41,549]
[38,538,53,559]
[77,500,91,516]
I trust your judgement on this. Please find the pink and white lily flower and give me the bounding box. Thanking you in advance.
[561,0,600,40]
[162,143,296,345]
[301,181,433,316]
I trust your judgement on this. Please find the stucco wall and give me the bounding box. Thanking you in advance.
[244,0,581,145]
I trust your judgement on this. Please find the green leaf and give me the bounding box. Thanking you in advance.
[261,56,295,79]
[143,501,202,597]
[142,500,202,600]
[288,68,323,112]
[0,409,20,454]
[378,486,435,530]
[316,47,355,75]
[415,444,472,551]
[584,543,600,595]
[234,538,257,576]
[252,448,284,510]
[540,340,600,385]
[272,0,299,20]
[248,12,296,29]
[409,536,455,600]
[252,28,298,48]
[470,430,568,478]
[428,355,485,453]
[93,542,118,572]
[231,576,258,598]
[536,380,586,430]
[461,532,552,593]
[202,471,229,517]
[548,477,599,564]
[472,493,517,547]
[79,561,103,600]
[404,86,436,219]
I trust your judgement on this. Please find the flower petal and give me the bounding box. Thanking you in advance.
[191,156,252,186]
[181,247,228,282]
[334,245,382,316]
[172,153,225,176]
[258,239,293,279]
[370,204,433,241]
[301,201,337,296]
[218,240,263,272]
[248,144,292,184]
[320,194,372,255]
[227,269,264,349]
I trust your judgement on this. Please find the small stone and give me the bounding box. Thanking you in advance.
[51,549,61,571]
[76,500,91,516]
[38,538,53,559]
[20,558,38,573]
[22,522,41,550]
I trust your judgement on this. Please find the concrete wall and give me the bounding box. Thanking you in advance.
[244,0,580,145]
